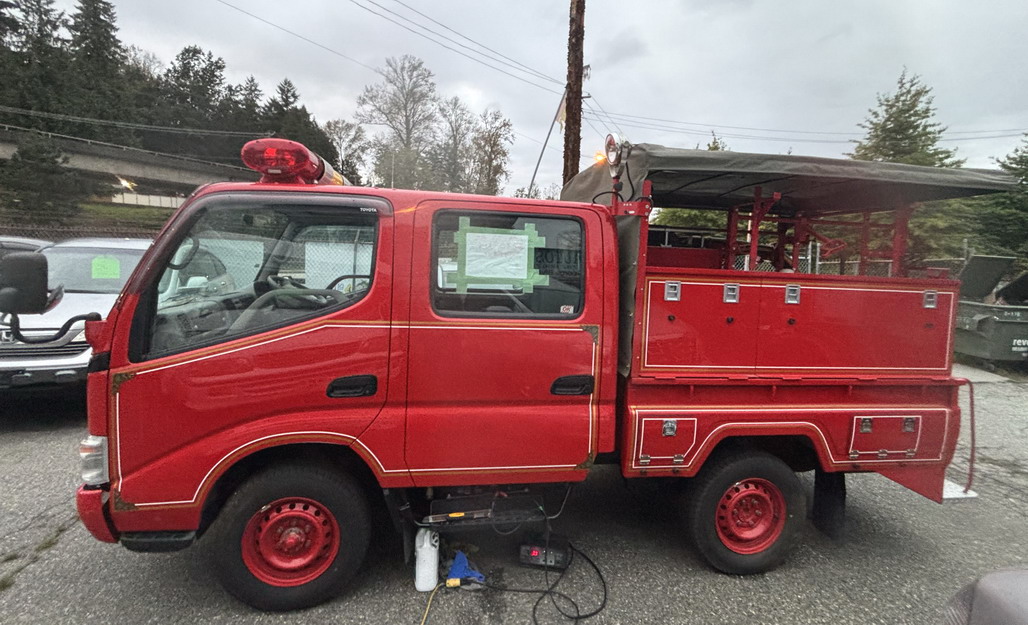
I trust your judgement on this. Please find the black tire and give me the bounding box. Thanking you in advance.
[686,451,804,575]
[205,463,371,611]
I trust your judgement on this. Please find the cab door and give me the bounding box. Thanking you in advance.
[108,193,395,508]
[404,201,604,486]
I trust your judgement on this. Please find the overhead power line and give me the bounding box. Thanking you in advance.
[389,0,562,85]
[590,109,1028,138]
[581,102,610,142]
[0,105,266,137]
[365,0,561,86]
[213,1,566,165]
[214,0,383,75]
[346,0,562,95]
[372,3,1028,142]
[583,112,1028,145]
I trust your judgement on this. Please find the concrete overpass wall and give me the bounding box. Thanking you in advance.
[0,127,259,191]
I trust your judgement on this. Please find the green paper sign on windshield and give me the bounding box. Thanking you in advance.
[91,256,121,280]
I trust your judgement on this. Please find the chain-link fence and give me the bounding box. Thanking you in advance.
[0,222,158,241]
[732,253,969,278]
[732,255,814,273]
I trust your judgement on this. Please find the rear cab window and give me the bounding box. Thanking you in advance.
[431,211,585,318]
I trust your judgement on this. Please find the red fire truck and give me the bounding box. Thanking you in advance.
[0,136,1011,610]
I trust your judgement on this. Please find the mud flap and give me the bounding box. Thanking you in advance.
[877,465,946,503]
[812,469,846,539]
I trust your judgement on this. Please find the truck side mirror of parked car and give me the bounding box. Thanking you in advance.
[0,252,49,315]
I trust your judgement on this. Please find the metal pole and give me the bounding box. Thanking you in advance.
[528,87,567,196]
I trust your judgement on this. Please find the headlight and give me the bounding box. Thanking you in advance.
[79,435,109,487]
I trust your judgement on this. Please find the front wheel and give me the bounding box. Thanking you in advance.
[205,463,371,611]
[686,451,804,575]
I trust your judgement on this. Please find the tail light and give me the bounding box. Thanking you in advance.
[240,138,344,185]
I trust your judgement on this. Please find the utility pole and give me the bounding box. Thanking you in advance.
[562,0,585,185]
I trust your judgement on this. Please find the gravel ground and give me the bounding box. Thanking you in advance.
[1,375,1026,625]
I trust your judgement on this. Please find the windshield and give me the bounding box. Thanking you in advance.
[42,247,145,294]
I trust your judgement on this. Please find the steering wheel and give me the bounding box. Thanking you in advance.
[267,274,307,290]
[326,274,368,290]
[227,288,344,334]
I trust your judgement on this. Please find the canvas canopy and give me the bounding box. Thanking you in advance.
[561,143,1015,214]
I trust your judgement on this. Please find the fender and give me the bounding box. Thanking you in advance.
[108,412,406,532]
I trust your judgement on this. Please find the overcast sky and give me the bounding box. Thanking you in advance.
[55,0,1028,193]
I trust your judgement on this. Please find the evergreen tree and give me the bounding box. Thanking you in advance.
[232,76,264,128]
[262,78,299,125]
[148,45,226,156]
[275,105,338,166]
[4,0,74,131]
[161,45,226,124]
[68,0,132,143]
[850,69,964,167]
[980,134,1028,264]
[0,1,20,109]
[0,134,109,224]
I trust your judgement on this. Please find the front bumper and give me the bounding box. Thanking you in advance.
[76,486,118,543]
[0,342,91,388]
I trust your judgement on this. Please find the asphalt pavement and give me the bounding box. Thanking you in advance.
[1,374,1026,625]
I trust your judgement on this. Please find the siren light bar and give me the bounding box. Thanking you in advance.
[240,138,345,185]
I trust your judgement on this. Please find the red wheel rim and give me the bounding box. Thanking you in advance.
[714,478,786,555]
[241,497,340,587]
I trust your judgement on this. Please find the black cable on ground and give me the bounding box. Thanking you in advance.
[482,524,608,624]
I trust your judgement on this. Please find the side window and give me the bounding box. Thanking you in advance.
[146,203,378,359]
[278,225,375,293]
[431,211,584,317]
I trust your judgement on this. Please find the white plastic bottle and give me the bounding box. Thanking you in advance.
[414,528,440,592]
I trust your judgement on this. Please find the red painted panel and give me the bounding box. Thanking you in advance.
[404,200,610,486]
[849,413,946,461]
[635,416,697,467]
[113,312,393,506]
[756,278,957,374]
[405,325,596,476]
[76,487,117,542]
[647,247,721,269]
[642,277,759,372]
[620,380,958,482]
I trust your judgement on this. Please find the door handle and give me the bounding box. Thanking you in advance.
[326,374,378,398]
[550,374,594,396]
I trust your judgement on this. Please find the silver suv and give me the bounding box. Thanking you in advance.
[0,238,151,389]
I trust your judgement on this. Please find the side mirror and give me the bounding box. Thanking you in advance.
[0,252,49,314]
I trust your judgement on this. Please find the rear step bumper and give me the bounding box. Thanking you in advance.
[942,479,978,502]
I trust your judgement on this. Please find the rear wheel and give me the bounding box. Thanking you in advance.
[686,452,804,575]
[206,463,371,611]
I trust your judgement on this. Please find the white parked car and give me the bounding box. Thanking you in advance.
[0,238,150,389]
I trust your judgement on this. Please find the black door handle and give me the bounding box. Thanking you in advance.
[326,374,377,398]
[550,374,594,396]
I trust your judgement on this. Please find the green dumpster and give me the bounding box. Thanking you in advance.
[954,256,1028,365]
